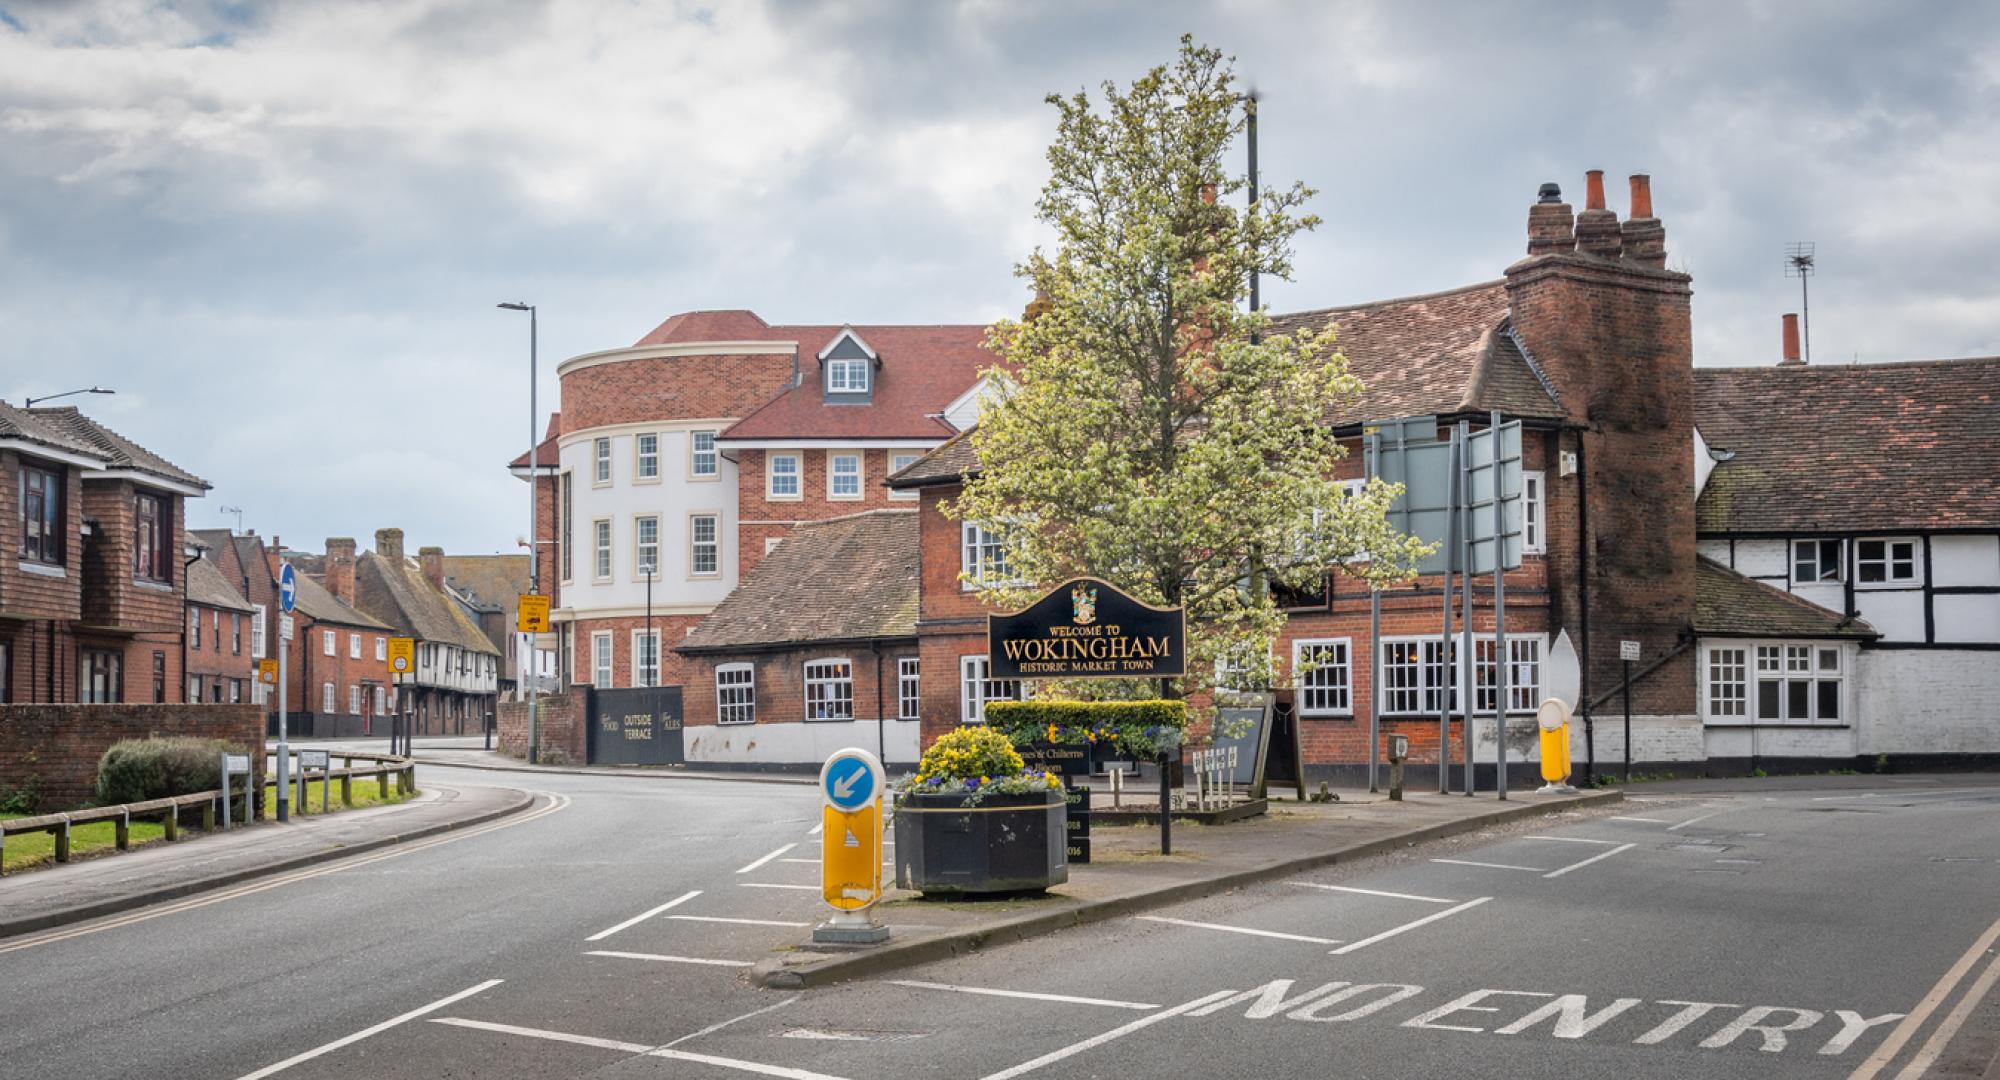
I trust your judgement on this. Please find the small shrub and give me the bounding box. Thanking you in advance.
[96,737,247,806]
[0,778,41,815]
[900,727,1059,804]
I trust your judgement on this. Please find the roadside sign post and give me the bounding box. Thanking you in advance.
[387,638,415,757]
[219,752,251,831]
[298,749,331,813]
[276,564,297,823]
[1620,640,1640,782]
[813,747,889,946]
[518,593,548,762]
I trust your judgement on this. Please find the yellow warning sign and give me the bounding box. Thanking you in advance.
[821,804,883,911]
[386,637,416,677]
[517,594,550,634]
[257,659,278,686]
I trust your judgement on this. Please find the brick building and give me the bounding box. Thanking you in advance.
[348,529,500,735]
[183,552,256,706]
[1,402,209,705]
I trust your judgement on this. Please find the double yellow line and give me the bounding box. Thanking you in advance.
[0,791,569,956]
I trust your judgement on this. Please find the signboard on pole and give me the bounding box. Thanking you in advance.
[387,637,415,677]
[1620,640,1642,662]
[517,594,550,634]
[258,659,278,686]
[278,614,294,642]
[817,748,886,941]
[278,563,298,614]
[1464,419,1525,576]
[986,577,1185,681]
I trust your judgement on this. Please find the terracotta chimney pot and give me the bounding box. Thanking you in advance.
[1780,313,1804,365]
[1585,169,1607,211]
[1628,174,1654,219]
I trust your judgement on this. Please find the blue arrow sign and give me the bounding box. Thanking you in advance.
[823,755,876,812]
[278,563,298,614]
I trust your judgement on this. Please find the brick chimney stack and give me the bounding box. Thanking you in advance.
[1574,169,1624,259]
[1620,174,1667,267]
[1526,182,1576,255]
[419,546,445,590]
[325,537,358,605]
[375,528,404,561]
[1779,313,1804,365]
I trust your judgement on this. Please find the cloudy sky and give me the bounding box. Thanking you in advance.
[3,0,1996,554]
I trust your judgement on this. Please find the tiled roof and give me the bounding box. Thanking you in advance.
[886,425,980,489]
[354,552,498,653]
[291,570,391,630]
[186,552,256,614]
[1267,281,1563,428]
[1694,558,1877,640]
[442,554,530,638]
[509,413,562,470]
[26,406,209,489]
[1694,357,2000,533]
[678,510,919,653]
[0,401,103,459]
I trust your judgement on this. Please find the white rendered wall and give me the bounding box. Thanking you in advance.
[1856,650,2000,755]
[1733,538,1789,579]
[1853,590,1926,641]
[685,718,922,768]
[560,420,741,619]
[1932,535,2000,587]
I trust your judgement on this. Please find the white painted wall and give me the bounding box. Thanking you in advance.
[1696,539,1731,564]
[685,719,922,768]
[1933,535,2000,587]
[1853,590,1926,641]
[1856,649,2000,754]
[1791,580,1844,614]
[1934,594,2000,644]
[561,420,741,617]
[1734,538,1789,579]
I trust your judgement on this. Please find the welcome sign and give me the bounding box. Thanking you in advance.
[987,577,1186,680]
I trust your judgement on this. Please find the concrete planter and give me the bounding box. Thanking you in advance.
[893,789,1068,897]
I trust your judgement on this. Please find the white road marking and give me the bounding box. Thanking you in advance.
[1329,897,1492,955]
[1607,815,1669,823]
[584,950,753,968]
[234,979,503,1080]
[1667,811,1724,831]
[584,889,700,942]
[1137,916,1341,945]
[1895,950,2000,1078]
[1544,843,1636,879]
[1850,913,2000,1079]
[669,916,810,928]
[664,995,801,1049]
[1290,883,1458,905]
[432,1017,850,1079]
[979,989,1239,1079]
[740,882,819,891]
[890,979,1159,1011]
[1523,835,1626,845]
[1431,858,1544,872]
[737,843,798,874]
[808,822,824,836]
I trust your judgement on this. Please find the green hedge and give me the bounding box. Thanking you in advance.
[985,700,1188,757]
[95,737,248,806]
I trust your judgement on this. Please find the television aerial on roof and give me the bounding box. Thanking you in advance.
[1784,241,1816,363]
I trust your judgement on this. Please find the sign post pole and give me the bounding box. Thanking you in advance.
[386,638,415,758]
[1620,640,1639,782]
[276,563,297,823]
[814,748,888,946]
[1491,411,1509,802]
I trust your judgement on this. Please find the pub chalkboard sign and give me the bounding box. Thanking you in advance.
[987,577,1185,681]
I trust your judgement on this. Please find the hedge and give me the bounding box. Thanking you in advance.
[95,737,248,806]
[984,699,1188,757]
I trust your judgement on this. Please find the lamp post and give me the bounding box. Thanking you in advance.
[24,386,115,408]
[499,301,540,763]
[644,563,656,688]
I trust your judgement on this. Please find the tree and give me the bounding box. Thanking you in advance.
[951,37,1431,706]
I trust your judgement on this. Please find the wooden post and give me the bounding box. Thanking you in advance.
[404,765,416,796]
[202,799,216,831]
[380,768,391,801]
[340,773,352,807]
[165,804,180,842]
[54,819,71,863]
[115,811,130,851]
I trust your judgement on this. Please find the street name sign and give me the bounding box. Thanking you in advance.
[387,637,415,676]
[987,577,1185,680]
[517,594,550,634]
[278,563,297,614]
[818,748,885,917]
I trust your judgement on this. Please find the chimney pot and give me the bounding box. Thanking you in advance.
[1780,313,1803,365]
[1628,174,1654,219]
[1526,183,1576,256]
[1537,182,1562,204]
[1585,169,1607,211]
[1575,169,1622,259]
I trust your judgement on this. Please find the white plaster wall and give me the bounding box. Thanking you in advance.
[1792,581,1844,614]
[1479,714,1705,768]
[1696,539,1732,564]
[1933,535,2000,587]
[685,719,922,768]
[1856,649,2000,754]
[1734,539,1789,579]
[1934,594,2000,644]
[1703,724,1859,760]
[560,423,740,616]
[1853,590,1926,642]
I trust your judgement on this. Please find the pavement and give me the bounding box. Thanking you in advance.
[344,735,818,787]
[754,785,1621,988]
[0,778,534,939]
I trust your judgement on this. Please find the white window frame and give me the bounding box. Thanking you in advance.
[767,454,801,500]
[349,632,361,660]
[828,453,863,500]
[716,663,755,725]
[323,629,336,657]
[826,358,869,394]
[251,604,266,659]
[631,629,660,688]
[689,513,719,577]
[1854,537,1920,587]
[592,632,613,687]
[898,656,921,720]
[190,608,201,649]
[322,681,335,713]
[1746,641,1846,725]
[372,685,385,715]
[959,654,1022,724]
[376,637,386,662]
[634,432,660,482]
[1471,636,1544,715]
[960,522,1018,590]
[634,515,660,578]
[349,684,362,714]
[593,518,613,581]
[689,431,718,479]
[593,437,612,486]
[803,658,855,721]
[1703,644,1749,721]
[1292,639,1352,717]
[1522,470,1546,554]
[1792,538,1843,584]
[888,452,921,499]
[1378,638,1457,716]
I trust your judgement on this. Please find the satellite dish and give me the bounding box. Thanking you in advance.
[1546,629,1581,709]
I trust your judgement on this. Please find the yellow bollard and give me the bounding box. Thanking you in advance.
[1535,699,1578,794]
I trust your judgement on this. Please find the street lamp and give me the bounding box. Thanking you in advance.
[643,562,656,688]
[24,386,115,408]
[498,301,540,763]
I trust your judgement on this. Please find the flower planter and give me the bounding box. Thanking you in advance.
[893,789,1068,897]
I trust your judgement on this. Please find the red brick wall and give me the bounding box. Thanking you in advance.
[0,449,84,623]
[560,353,794,433]
[569,613,704,689]
[78,480,184,634]
[285,618,392,732]
[681,644,917,728]
[0,703,265,811]
[496,690,585,764]
[736,448,927,577]
[183,603,253,699]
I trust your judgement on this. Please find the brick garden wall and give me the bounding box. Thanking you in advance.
[0,703,265,811]
[496,690,586,765]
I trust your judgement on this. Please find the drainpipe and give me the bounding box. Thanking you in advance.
[1575,427,1595,786]
[181,550,202,702]
[872,645,886,765]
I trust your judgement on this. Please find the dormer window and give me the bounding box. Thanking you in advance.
[826,358,869,394]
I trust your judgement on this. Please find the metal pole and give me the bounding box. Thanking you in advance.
[646,568,654,687]
[1491,410,1508,802]
[1439,431,1457,794]
[1246,92,1259,328]
[1458,422,1474,795]
[1157,676,1173,855]
[277,600,289,822]
[1623,659,1634,783]
[1366,432,1380,794]
[526,304,541,764]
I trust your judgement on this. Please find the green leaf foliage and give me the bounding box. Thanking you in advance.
[95,737,246,806]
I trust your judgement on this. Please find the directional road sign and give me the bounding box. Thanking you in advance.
[517,593,550,634]
[819,748,885,913]
[822,750,880,812]
[278,563,298,614]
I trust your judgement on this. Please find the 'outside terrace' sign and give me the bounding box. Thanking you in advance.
[987,577,1185,680]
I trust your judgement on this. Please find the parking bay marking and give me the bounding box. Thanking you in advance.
[669,915,810,928]
[1136,916,1341,945]
[584,950,753,968]
[891,980,1160,1011]
[1290,883,1458,905]
[431,1017,849,1080]
[1431,837,1635,879]
[737,843,798,874]
[233,979,504,1080]
[584,889,700,942]
[1329,897,1491,955]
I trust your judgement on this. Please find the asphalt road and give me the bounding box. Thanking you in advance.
[1,766,1995,1080]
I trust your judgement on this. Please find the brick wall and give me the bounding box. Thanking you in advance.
[560,353,793,433]
[681,644,917,728]
[736,448,928,577]
[0,448,84,623]
[496,690,586,763]
[288,618,393,735]
[79,480,184,634]
[0,703,265,811]
[569,613,704,688]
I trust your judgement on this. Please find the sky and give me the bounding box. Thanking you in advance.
[3,0,1997,555]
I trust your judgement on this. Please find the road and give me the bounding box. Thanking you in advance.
[1,764,1995,1079]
